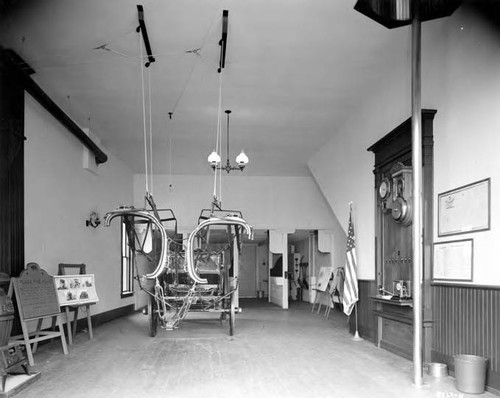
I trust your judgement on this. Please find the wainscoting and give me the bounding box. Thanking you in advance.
[432,284,500,393]
[353,281,500,393]
[349,279,377,342]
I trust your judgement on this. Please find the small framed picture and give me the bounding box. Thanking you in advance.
[54,274,99,306]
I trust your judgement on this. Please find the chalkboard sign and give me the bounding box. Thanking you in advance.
[12,263,61,320]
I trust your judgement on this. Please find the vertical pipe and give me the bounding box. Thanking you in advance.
[282,233,289,309]
[411,1,423,387]
[226,110,231,165]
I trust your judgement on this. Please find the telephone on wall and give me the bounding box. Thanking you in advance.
[377,162,413,226]
[390,162,412,226]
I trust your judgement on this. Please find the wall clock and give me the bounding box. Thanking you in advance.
[379,177,391,200]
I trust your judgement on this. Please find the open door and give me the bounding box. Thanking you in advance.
[239,245,257,298]
[268,230,290,309]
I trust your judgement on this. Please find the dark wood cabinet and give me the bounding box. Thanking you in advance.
[367,109,436,360]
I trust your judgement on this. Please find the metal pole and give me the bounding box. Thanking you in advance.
[411,1,423,387]
[226,110,231,164]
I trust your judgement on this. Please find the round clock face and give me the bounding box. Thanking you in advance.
[379,178,390,199]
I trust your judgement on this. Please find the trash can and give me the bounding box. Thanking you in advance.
[454,354,488,394]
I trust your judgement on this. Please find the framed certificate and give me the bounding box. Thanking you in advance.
[438,178,490,237]
[433,239,473,281]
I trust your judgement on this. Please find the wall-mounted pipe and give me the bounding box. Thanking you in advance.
[2,49,108,165]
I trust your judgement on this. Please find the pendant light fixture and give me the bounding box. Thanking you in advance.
[208,110,249,173]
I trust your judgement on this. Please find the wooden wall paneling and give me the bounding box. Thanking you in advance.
[367,109,436,362]
[0,50,25,278]
[1,49,26,337]
[380,317,413,359]
[349,280,377,342]
[432,284,500,392]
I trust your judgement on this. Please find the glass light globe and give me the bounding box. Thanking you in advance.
[236,150,249,165]
[208,151,221,166]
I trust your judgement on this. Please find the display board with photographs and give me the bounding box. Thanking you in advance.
[53,274,99,306]
[316,266,333,292]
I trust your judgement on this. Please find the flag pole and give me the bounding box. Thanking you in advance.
[352,302,363,341]
[344,201,362,341]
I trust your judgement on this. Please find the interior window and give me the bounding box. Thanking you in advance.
[121,219,134,297]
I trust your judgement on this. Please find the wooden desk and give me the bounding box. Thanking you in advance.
[371,296,414,359]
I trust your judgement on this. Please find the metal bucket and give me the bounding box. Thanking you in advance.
[427,362,448,377]
[454,355,487,394]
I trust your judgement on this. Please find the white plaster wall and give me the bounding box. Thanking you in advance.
[308,73,410,280]
[24,93,135,316]
[423,7,500,285]
[133,174,340,232]
[309,7,500,285]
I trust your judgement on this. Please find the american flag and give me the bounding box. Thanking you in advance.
[342,211,359,316]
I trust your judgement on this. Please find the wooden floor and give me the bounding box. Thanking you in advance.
[9,299,496,398]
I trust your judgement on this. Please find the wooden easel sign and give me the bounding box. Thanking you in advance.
[12,263,60,320]
[9,263,68,366]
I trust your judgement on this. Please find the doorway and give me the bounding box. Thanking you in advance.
[239,245,257,298]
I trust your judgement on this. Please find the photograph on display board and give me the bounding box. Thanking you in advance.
[54,274,99,306]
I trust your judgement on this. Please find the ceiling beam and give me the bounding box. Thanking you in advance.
[218,10,229,73]
[137,5,156,67]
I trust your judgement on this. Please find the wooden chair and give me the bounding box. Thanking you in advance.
[56,263,94,345]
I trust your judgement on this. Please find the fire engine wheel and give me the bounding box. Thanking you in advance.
[148,295,158,337]
[229,292,235,336]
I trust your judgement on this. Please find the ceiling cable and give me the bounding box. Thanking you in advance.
[168,8,221,117]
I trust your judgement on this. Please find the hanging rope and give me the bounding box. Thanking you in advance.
[212,71,223,200]
[148,65,154,195]
[139,31,149,194]
[138,27,157,197]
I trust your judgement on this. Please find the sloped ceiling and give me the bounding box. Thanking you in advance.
[0,0,411,176]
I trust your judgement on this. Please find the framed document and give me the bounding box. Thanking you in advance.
[438,178,490,237]
[433,239,473,281]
